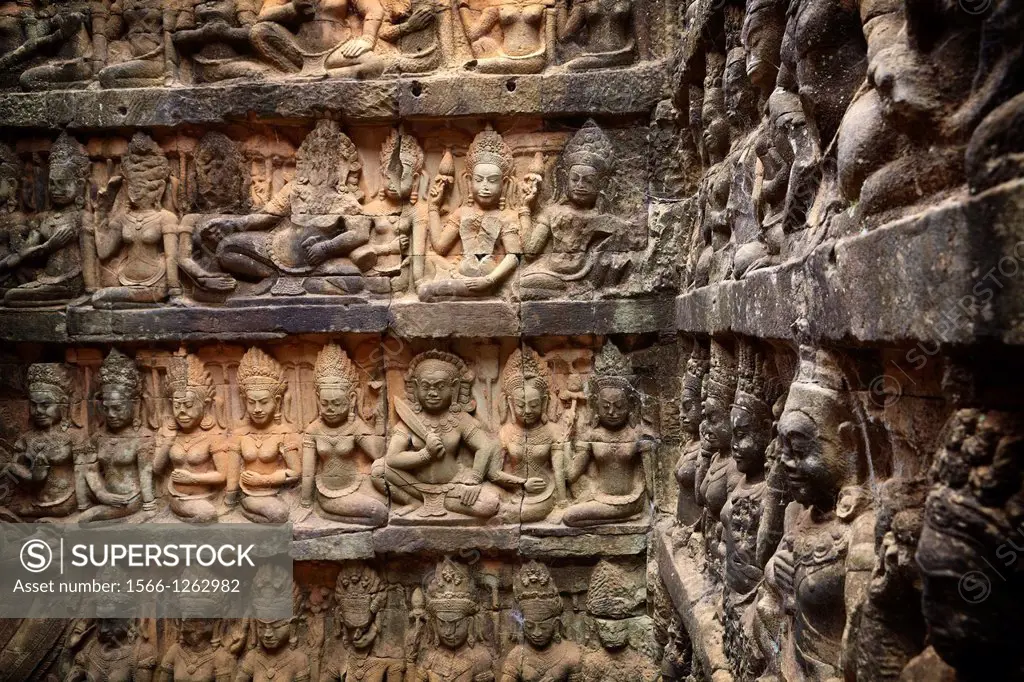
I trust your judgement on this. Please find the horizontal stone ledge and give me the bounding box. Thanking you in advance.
[0,62,668,130]
[676,179,1024,346]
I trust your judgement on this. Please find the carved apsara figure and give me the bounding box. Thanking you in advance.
[300,343,387,525]
[563,343,652,527]
[157,572,238,682]
[408,557,494,682]
[460,0,552,74]
[492,347,564,523]
[0,0,94,90]
[501,561,582,682]
[520,121,631,301]
[753,346,880,681]
[917,409,1024,682]
[555,0,645,71]
[153,353,231,524]
[673,341,708,529]
[740,0,785,111]
[360,130,425,294]
[230,347,301,524]
[78,349,155,523]
[2,132,88,308]
[97,0,175,88]
[92,133,181,308]
[320,563,404,682]
[172,0,266,84]
[201,120,373,296]
[582,561,658,682]
[250,0,391,79]
[417,127,523,301]
[375,350,501,520]
[3,363,79,519]
[64,615,158,682]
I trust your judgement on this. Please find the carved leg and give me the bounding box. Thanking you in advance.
[317,490,388,526]
[216,235,278,282]
[250,22,304,74]
[97,58,164,89]
[561,497,644,527]
[444,484,500,519]
[20,59,92,91]
[170,497,219,524]
[77,497,142,525]
[9,495,78,519]
[91,285,168,309]
[378,465,425,504]
[240,495,289,524]
[324,52,385,80]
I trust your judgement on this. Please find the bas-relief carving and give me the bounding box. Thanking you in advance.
[0,0,659,90]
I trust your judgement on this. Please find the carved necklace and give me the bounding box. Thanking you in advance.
[345,649,379,681]
[178,643,214,674]
[85,642,132,682]
[420,413,459,434]
[255,649,296,680]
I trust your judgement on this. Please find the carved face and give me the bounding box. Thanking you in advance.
[29,388,63,429]
[180,619,215,648]
[97,618,131,646]
[523,616,557,648]
[172,389,207,432]
[680,383,701,437]
[777,409,845,510]
[244,388,280,427]
[869,42,941,127]
[742,9,785,101]
[127,177,165,211]
[510,382,545,428]
[436,614,470,649]
[100,388,134,431]
[725,57,756,130]
[317,386,353,427]
[701,90,729,164]
[382,160,417,202]
[596,386,630,430]
[48,168,81,208]
[257,619,292,651]
[412,365,456,415]
[700,397,731,453]
[730,406,768,476]
[471,162,503,209]
[595,617,629,650]
[567,164,600,209]
[871,510,919,599]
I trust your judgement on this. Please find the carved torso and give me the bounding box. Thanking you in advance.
[501,640,582,682]
[418,643,493,682]
[721,477,767,595]
[237,425,300,496]
[167,430,223,499]
[578,424,644,501]
[305,417,373,496]
[14,427,75,506]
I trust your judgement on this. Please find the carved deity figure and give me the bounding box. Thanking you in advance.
[460,0,552,74]
[581,561,658,682]
[520,121,631,301]
[850,477,928,682]
[719,343,782,675]
[555,0,645,70]
[492,347,564,523]
[2,132,87,308]
[92,133,181,308]
[0,143,23,291]
[97,0,175,88]
[563,343,652,527]
[0,0,94,90]
[753,347,880,681]
[249,0,392,78]
[408,557,494,682]
[173,0,266,84]
[157,618,237,682]
[78,349,155,523]
[696,340,741,563]
[4,363,79,519]
[154,353,231,524]
[300,343,387,525]
[202,120,374,296]
[917,409,1024,682]
[417,128,523,301]
[360,130,425,294]
[236,567,310,682]
[178,132,248,297]
[501,561,582,682]
[673,341,708,530]
[64,616,158,682]
[374,350,502,520]
[229,347,300,524]
[740,0,785,111]
[321,563,404,682]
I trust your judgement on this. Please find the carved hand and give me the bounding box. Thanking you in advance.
[240,470,267,488]
[96,175,123,211]
[524,477,547,494]
[170,470,197,485]
[48,224,76,250]
[397,233,410,253]
[404,6,434,32]
[464,276,493,293]
[425,432,445,459]
[427,175,453,208]
[200,218,228,244]
[773,548,795,595]
[520,174,542,210]
[302,236,330,266]
[339,38,373,58]
[294,0,316,18]
[460,484,481,507]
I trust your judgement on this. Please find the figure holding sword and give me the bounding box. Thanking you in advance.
[371,350,502,520]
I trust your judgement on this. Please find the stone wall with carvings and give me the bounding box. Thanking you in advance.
[0,0,1022,680]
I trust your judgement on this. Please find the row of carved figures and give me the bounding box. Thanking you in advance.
[0,0,653,89]
[668,336,1024,681]
[1,340,654,527]
[663,0,1024,288]
[21,558,658,682]
[0,120,644,307]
